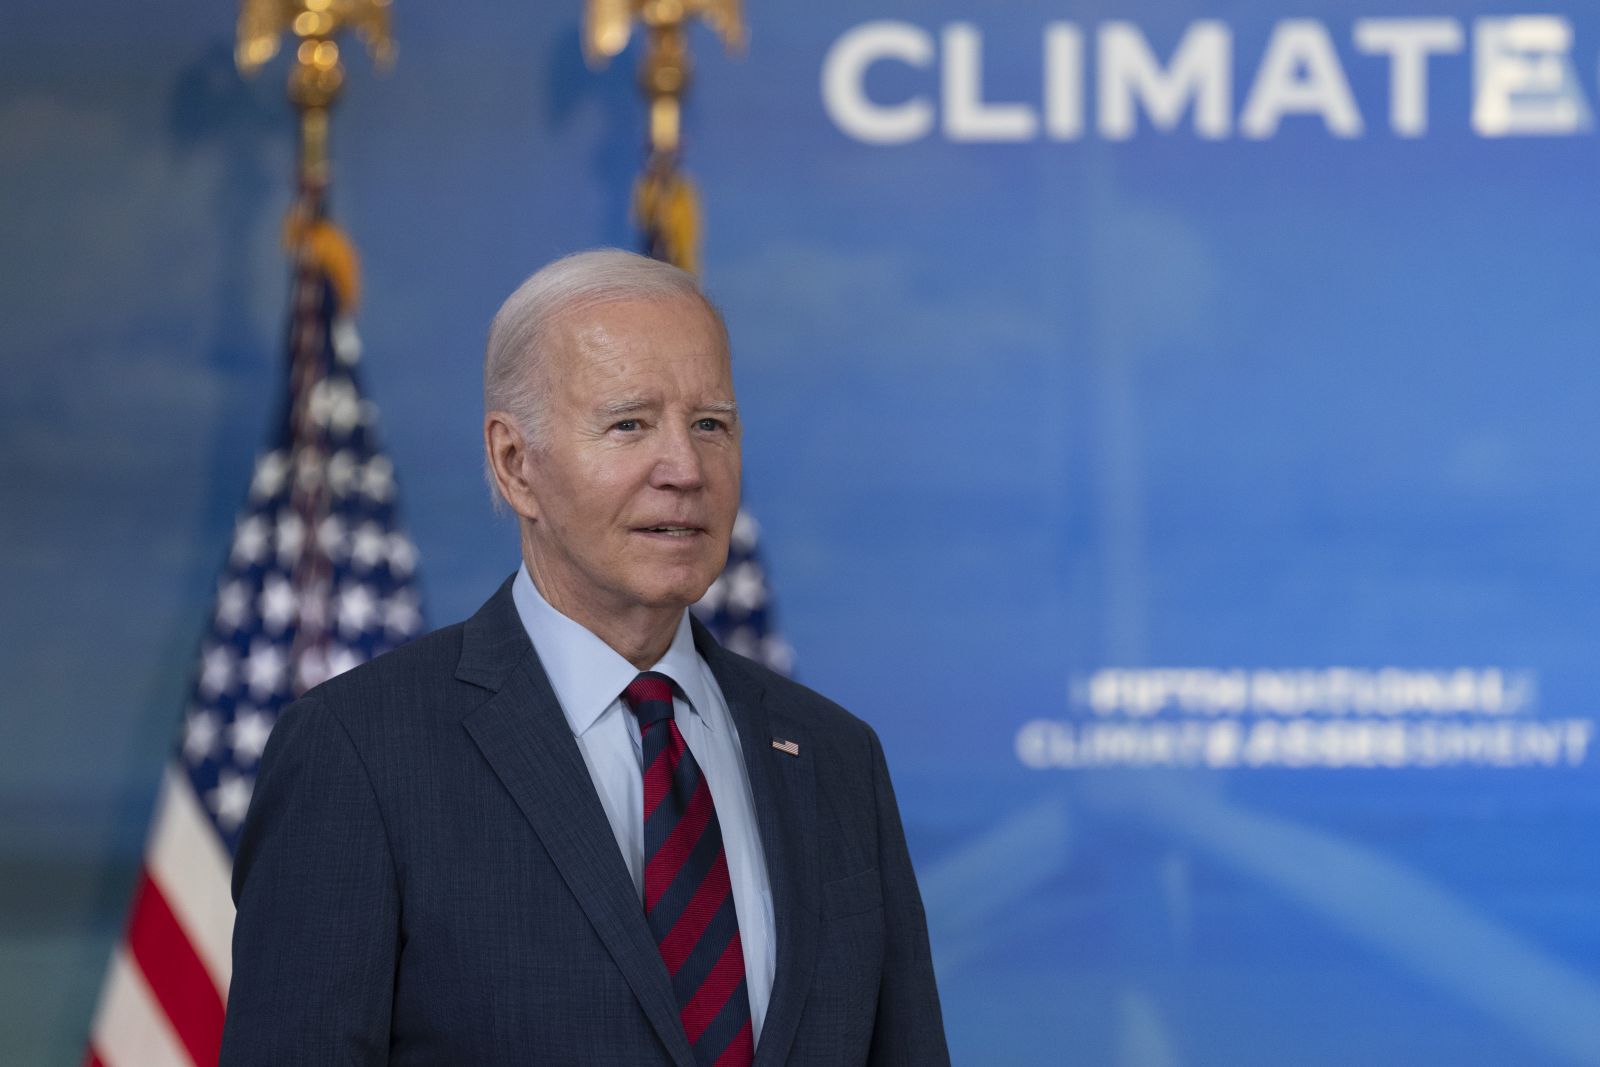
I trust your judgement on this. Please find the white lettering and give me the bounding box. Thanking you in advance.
[820,21,935,144]
[1097,21,1232,140]
[1043,22,1085,140]
[822,18,1600,146]
[1240,20,1363,138]
[943,23,1038,141]
[1353,18,1463,136]
[1565,720,1594,765]
[1018,719,1597,770]
[1015,720,1052,768]
[1473,16,1592,136]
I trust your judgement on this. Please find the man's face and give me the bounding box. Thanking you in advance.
[519,294,741,621]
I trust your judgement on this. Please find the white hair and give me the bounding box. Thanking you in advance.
[483,248,727,505]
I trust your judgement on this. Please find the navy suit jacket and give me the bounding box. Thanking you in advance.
[219,578,949,1065]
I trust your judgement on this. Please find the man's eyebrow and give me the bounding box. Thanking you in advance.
[595,397,652,418]
[594,398,739,417]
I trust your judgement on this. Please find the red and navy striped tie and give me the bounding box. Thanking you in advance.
[623,672,755,1067]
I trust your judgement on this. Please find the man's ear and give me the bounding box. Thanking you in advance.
[484,412,540,521]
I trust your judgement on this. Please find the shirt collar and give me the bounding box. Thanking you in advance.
[511,564,715,737]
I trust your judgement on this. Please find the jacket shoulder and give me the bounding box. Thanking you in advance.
[295,619,475,725]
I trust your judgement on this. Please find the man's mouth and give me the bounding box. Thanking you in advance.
[636,525,702,537]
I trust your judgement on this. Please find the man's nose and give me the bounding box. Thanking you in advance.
[649,424,706,490]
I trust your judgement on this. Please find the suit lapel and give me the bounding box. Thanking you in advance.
[458,582,695,1067]
[696,624,820,1067]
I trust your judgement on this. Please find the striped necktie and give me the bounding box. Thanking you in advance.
[622,672,755,1067]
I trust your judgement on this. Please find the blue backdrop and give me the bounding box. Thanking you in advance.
[5,0,1600,1063]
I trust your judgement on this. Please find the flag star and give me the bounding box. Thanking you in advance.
[199,643,236,698]
[317,514,347,560]
[215,579,252,631]
[731,509,760,552]
[293,446,325,495]
[332,317,362,366]
[228,707,275,764]
[694,575,728,616]
[350,522,387,570]
[337,583,378,637]
[242,639,288,700]
[250,451,289,502]
[276,511,306,566]
[327,645,363,679]
[384,589,422,638]
[386,533,417,576]
[307,380,335,428]
[310,379,362,435]
[762,636,796,676]
[209,769,254,831]
[259,575,297,633]
[726,562,768,614]
[230,516,271,566]
[326,450,358,496]
[183,709,222,763]
[361,456,394,502]
[296,646,330,692]
[329,391,363,435]
[724,626,759,658]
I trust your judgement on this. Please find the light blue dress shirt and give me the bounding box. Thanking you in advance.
[510,565,776,1040]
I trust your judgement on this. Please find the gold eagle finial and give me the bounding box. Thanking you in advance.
[584,0,745,69]
[235,0,396,187]
[237,0,396,78]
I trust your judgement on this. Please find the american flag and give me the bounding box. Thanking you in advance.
[693,507,793,675]
[85,203,423,1067]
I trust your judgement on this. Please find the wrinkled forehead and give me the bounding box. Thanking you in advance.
[554,290,728,352]
[544,293,732,385]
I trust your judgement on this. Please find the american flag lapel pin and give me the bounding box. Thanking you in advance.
[771,737,800,757]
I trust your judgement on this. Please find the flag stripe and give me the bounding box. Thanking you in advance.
[147,764,235,988]
[88,948,192,1067]
[125,870,226,1067]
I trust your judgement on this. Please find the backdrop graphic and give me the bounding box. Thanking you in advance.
[4,1,1600,1064]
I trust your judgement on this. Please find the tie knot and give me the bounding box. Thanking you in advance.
[622,671,677,728]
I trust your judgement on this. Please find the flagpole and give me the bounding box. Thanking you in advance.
[583,0,745,274]
[237,1,396,694]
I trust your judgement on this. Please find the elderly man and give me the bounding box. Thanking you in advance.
[220,249,949,1066]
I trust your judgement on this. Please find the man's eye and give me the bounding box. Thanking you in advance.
[613,419,640,432]
[695,418,724,432]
